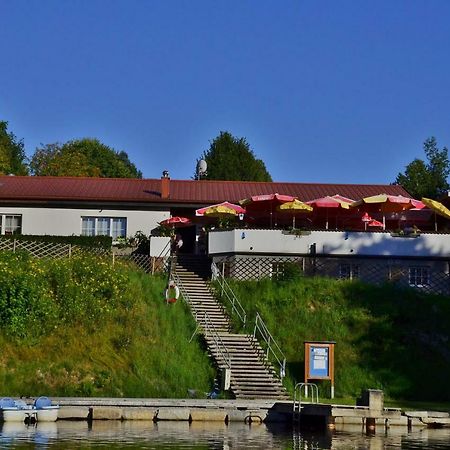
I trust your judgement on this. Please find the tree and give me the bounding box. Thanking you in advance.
[395,137,450,199]
[30,138,142,178]
[196,131,272,181]
[0,121,28,175]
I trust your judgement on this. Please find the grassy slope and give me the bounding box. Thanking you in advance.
[2,252,449,404]
[224,276,450,402]
[0,267,214,398]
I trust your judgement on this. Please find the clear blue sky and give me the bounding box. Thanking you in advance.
[1,1,450,184]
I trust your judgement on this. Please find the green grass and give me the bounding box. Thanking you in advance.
[2,250,450,407]
[0,255,215,398]
[221,275,450,404]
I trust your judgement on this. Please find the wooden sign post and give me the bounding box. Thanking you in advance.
[304,341,336,399]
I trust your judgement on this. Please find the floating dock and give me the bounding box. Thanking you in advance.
[14,393,446,430]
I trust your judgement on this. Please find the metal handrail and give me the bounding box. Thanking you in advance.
[171,271,231,370]
[211,262,247,326]
[171,269,200,315]
[254,312,287,380]
[293,382,319,425]
[201,312,232,370]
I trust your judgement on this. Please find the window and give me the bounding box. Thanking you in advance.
[409,267,429,287]
[339,263,360,280]
[81,217,127,240]
[0,214,22,235]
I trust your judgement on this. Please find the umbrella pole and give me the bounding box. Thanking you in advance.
[383,214,386,230]
[293,215,296,229]
[435,212,437,232]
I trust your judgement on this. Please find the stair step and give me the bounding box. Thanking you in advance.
[173,257,288,400]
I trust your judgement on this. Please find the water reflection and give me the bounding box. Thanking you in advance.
[1,420,450,449]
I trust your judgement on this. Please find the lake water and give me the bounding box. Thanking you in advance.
[1,421,450,449]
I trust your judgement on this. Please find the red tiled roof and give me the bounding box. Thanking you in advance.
[0,176,412,205]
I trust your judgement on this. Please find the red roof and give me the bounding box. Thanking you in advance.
[0,176,412,206]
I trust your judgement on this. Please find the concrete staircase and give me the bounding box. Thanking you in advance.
[173,255,289,400]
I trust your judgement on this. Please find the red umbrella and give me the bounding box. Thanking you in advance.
[361,212,372,230]
[239,193,297,227]
[306,195,354,230]
[368,219,384,228]
[159,216,191,227]
[350,194,420,229]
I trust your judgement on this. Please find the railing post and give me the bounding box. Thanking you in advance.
[69,244,72,258]
[13,239,16,253]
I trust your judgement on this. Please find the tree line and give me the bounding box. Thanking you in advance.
[1,120,448,199]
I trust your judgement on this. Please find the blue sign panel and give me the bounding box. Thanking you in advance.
[309,346,329,378]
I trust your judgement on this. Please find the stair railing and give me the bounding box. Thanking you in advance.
[170,269,202,317]
[254,312,287,380]
[201,312,231,370]
[211,261,247,326]
[153,238,172,275]
[171,265,232,373]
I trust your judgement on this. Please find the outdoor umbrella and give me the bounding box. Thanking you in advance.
[277,199,313,228]
[159,216,191,227]
[421,197,450,230]
[195,201,245,217]
[239,193,296,227]
[368,219,384,228]
[306,195,353,230]
[350,194,418,230]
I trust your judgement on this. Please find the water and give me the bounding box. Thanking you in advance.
[1,421,450,449]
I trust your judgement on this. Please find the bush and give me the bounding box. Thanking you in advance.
[0,251,130,339]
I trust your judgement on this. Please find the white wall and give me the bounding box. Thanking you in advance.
[149,236,171,257]
[209,229,450,258]
[0,206,170,237]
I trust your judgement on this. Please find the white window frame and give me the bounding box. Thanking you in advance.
[0,214,22,235]
[81,217,127,240]
[409,266,430,288]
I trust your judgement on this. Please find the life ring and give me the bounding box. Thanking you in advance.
[165,281,180,304]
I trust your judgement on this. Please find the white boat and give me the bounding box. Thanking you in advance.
[33,397,59,422]
[0,398,32,423]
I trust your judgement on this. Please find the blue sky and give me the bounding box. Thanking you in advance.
[1,1,450,184]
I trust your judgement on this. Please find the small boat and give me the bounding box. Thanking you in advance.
[0,398,35,423]
[33,397,59,422]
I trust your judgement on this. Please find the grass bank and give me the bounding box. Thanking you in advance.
[0,252,214,398]
[2,250,449,405]
[223,275,450,403]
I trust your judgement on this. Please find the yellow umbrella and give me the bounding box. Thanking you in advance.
[422,197,450,230]
[277,199,313,228]
[350,194,417,229]
[204,204,242,217]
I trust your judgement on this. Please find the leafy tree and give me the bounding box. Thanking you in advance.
[197,131,272,181]
[395,137,450,199]
[0,121,28,175]
[30,138,142,178]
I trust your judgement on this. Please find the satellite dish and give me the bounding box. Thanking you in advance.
[197,160,207,179]
[197,160,207,174]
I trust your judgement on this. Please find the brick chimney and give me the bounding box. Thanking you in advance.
[161,170,170,199]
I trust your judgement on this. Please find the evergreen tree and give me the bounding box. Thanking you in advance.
[197,131,272,181]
